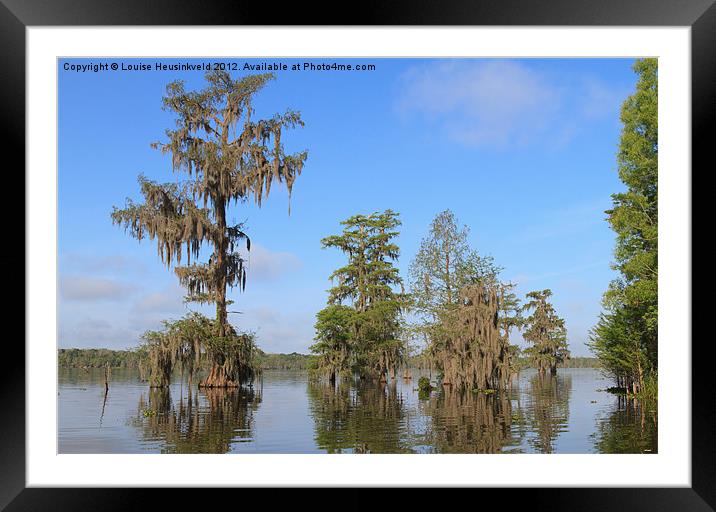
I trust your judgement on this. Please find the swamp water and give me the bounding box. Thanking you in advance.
[58,367,657,454]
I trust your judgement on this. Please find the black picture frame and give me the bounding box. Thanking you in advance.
[3,0,708,509]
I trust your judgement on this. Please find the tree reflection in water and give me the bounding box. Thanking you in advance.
[419,388,522,453]
[592,395,657,454]
[134,385,262,453]
[523,372,572,453]
[307,379,413,453]
[308,377,526,453]
[127,370,655,454]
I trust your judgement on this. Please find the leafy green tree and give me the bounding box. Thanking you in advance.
[112,70,307,387]
[310,305,356,383]
[407,210,504,354]
[312,210,408,381]
[522,289,569,375]
[590,306,653,395]
[407,210,517,389]
[408,209,500,320]
[589,58,658,396]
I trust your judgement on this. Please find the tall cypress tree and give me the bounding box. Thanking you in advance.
[522,290,569,375]
[407,210,517,389]
[112,70,307,387]
[312,210,407,381]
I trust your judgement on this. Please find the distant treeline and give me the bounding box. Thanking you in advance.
[58,348,316,371]
[518,356,601,369]
[59,348,598,372]
[58,348,145,368]
[257,352,315,370]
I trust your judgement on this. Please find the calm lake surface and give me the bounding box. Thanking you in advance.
[58,368,657,454]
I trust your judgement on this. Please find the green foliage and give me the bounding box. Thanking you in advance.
[640,372,658,401]
[310,304,356,381]
[321,210,404,311]
[311,210,409,381]
[417,376,432,392]
[255,351,315,370]
[408,209,501,319]
[522,289,569,374]
[417,376,432,400]
[140,312,258,387]
[590,58,658,397]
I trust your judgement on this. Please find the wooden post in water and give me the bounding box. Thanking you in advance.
[100,362,110,426]
[104,362,110,394]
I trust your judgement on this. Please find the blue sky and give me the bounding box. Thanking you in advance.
[58,58,637,356]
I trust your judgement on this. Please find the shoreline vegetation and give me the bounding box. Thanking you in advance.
[57,348,601,372]
[587,59,658,401]
[82,58,657,410]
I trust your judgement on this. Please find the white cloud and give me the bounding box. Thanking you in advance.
[509,200,609,246]
[397,60,626,149]
[127,284,205,338]
[580,77,629,120]
[398,60,561,148]
[58,247,304,350]
[508,260,610,286]
[239,307,315,354]
[60,252,147,276]
[241,243,302,282]
[60,276,135,301]
[132,287,185,314]
[60,318,137,348]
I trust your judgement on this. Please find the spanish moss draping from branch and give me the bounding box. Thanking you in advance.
[436,282,512,391]
[141,313,259,388]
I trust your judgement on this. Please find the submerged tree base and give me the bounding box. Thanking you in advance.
[199,365,242,388]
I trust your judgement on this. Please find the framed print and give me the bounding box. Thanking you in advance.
[3,0,710,509]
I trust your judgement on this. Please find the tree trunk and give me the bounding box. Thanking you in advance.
[215,197,228,337]
[636,359,644,396]
[199,363,239,388]
[445,249,451,304]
